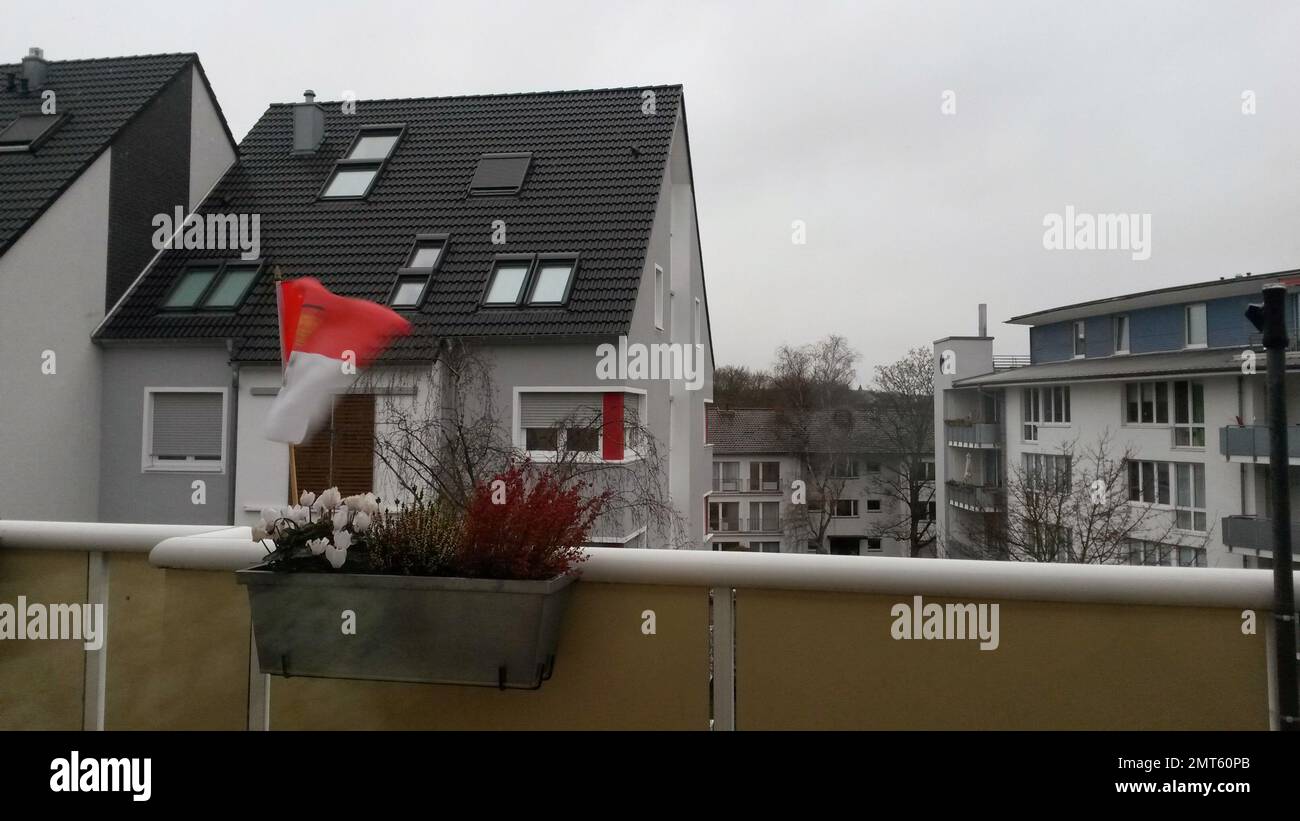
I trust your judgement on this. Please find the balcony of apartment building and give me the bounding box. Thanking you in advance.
[944,419,1002,449]
[708,504,783,535]
[1220,424,1300,465]
[711,461,784,494]
[0,519,1289,730]
[946,479,1004,513]
[1221,514,1300,562]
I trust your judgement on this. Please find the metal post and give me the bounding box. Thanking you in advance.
[1249,285,1298,730]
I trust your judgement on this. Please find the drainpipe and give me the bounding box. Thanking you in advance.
[227,340,239,527]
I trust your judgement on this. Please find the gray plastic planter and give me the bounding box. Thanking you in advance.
[236,566,576,689]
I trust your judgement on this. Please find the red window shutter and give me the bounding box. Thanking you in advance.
[602,392,624,460]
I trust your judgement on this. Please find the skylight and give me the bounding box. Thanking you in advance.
[483,260,531,305]
[527,258,577,305]
[480,254,579,308]
[320,125,404,199]
[161,262,262,311]
[388,235,447,309]
[468,152,532,195]
[0,113,66,153]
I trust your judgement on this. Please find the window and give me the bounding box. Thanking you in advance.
[1023,386,1070,439]
[1172,380,1205,447]
[1073,321,1086,357]
[143,389,226,472]
[161,261,262,311]
[468,152,532,195]
[525,428,559,451]
[1174,463,1207,531]
[484,259,531,305]
[390,278,427,308]
[566,427,599,453]
[293,394,376,496]
[321,126,403,199]
[526,257,577,305]
[0,113,65,152]
[865,538,883,553]
[406,242,444,270]
[1023,453,1071,493]
[866,498,882,512]
[709,501,740,532]
[865,461,882,474]
[713,461,740,491]
[922,500,937,521]
[1184,302,1207,347]
[749,461,781,491]
[654,266,665,330]
[1124,381,1169,425]
[518,392,602,455]
[830,456,859,478]
[1114,315,1130,354]
[755,541,781,554]
[1126,460,1171,505]
[749,501,780,531]
[832,499,859,518]
[1127,540,1205,568]
[918,460,936,481]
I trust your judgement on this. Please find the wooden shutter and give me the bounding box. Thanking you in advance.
[151,392,223,459]
[293,394,375,498]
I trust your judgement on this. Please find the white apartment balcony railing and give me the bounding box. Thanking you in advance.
[1221,514,1300,558]
[1220,425,1300,464]
[2,518,1295,731]
[992,354,1031,370]
[710,517,783,534]
[711,477,785,493]
[946,480,1004,513]
[945,421,1002,448]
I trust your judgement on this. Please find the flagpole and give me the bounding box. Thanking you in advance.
[275,265,298,505]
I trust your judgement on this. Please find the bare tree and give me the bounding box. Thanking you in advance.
[367,341,689,548]
[866,347,936,558]
[778,409,858,553]
[957,431,1209,563]
[713,364,773,408]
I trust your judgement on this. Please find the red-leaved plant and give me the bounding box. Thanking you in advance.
[457,461,611,580]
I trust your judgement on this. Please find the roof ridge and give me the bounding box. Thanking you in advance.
[0,51,196,71]
[266,83,684,108]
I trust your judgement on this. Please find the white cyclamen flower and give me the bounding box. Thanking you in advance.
[363,493,381,514]
[300,490,317,507]
[260,507,279,527]
[318,487,343,510]
[351,511,371,533]
[307,537,329,556]
[333,529,353,550]
[332,507,350,531]
[251,525,268,542]
[290,505,311,526]
[324,542,348,569]
[343,494,364,512]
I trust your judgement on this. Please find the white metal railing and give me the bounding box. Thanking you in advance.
[1,519,1293,610]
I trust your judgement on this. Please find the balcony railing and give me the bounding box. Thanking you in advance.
[711,477,784,493]
[1,518,1292,730]
[710,517,783,534]
[1221,514,1300,556]
[1247,328,1300,352]
[945,421,1001,448]
[946,480,1003,512]
[1220,425,1300,462]
[993,355,1031,370]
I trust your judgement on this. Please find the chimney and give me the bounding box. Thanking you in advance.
[292,89,325,154]
[21,47,48,92]
[978,303,988,337]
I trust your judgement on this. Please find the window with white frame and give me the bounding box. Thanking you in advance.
[1172,380,1205,447]
[1124,381,1169,425]
[865,538,883,553]
[1073,321,1086,357]
[713,461,740,491]
[1114,314,1130,354]
[1184,303,1207,347]
[1127,539,1206,568]
[1023,386,1069,440]
[654,266,665,330]
[832,499,859,518]
[1023,452,1071,492]
[143,389,226,471]
[749,501,780,531]
[1022,387,1040,441]
[749,461,781,491]
[518,392,603,455]
[1126,459,1171,505]
[1174,463,1207,531]
[709,501,739,532]
[865,497,882,512]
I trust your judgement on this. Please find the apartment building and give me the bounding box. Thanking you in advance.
[934,272,1300,569]
[706,407,933,555]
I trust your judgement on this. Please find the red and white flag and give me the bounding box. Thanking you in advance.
[264,276,411,444]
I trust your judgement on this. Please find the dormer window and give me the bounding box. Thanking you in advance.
[0,113,65,153]
[468,152,532,196]
[481,254,580,307]
[161,261,262,311]
[388,235,446,309]
[320,125,404,199]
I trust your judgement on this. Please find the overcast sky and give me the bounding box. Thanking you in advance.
[9,1,1300,383]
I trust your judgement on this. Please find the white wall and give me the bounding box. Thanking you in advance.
[0,149,110,521]
[188,66,237,211]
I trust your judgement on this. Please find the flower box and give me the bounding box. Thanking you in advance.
[236,566,576,689]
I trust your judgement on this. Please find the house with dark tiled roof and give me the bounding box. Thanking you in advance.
[0,48,236,521]
[90,84,714,547]
[706,407,932,556]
